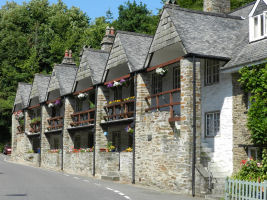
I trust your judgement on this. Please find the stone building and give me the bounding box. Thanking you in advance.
[11,0,267,198]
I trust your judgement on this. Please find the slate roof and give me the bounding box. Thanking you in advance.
[164,5,244,59]
[14,82,32,109]
[116,31,153,71]
[54,64,78,96]
[30,74,50,103]
[75,48,109,85]
[229,1,255,17]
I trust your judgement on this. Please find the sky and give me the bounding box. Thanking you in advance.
[0,0,163,20]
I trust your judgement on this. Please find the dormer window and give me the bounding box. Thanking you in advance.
[250,12,267,41]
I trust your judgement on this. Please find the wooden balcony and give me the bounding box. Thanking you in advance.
[47,116,63,131]
[30,121,41,133]
[70,109,95,127]
[145,88,181,122]
[104,99,135,121]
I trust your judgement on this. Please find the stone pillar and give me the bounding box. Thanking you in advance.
[232,73,251,173]
[11,113,18,156]
[41,105,50,166]
[203,0,230,13]
[180,58,202,194]
[62,97,75,169]
[24,110,32,153]
[101,26,115,52]
[95,86,109,176]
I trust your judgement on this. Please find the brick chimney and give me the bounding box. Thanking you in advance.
[101,26,115,52]
[62,49,75,65]
[203,0,230,13]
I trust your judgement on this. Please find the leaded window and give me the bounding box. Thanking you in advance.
[205,111,220,137]
[205,60,220,85]
[152,73,162,94]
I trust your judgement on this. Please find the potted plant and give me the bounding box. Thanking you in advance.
[107,142,115,152]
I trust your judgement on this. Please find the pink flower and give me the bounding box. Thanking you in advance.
[120,79,126,83]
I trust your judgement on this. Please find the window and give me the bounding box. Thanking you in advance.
[173,65,180,89]
[152,73,162,94]
[248,147,259,160]
[114,87,122,100]
[75,99,82,112]
[112,131,121,151]
[53,137,60,149]
[205,59,220,85]
[205,111,220,137]
[250,12,267,41]
[74,135,81,149]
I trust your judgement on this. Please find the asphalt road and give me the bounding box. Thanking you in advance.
[0,154,203,200]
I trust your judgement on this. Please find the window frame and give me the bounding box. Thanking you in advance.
[173,65,181,89]
[151,73,163,94]
[204,59,220,86]
[250,12,267,42]
[205,111,220,137]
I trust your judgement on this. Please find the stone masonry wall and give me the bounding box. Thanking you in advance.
[134,58,203,195]
[203,0,230,13]
[232,73,251,173]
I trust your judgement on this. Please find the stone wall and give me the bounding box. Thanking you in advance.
[23,153,39,166]
[64,152,93,176]
[42,152,61,169]
[134,58,203,194]
[232,73,251,173]
[119,152,132,183]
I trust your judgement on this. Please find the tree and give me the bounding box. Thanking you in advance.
[0,0,91,144]
[112,0,159,35]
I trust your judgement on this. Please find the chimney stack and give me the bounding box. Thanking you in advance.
[203,0,230,13]
[62,49,75,65]
[101,26,115,52]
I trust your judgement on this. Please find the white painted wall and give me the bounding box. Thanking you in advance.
[200,59,233,176]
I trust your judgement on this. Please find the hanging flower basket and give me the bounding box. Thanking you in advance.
[156,67,168,76]
[48,103,54,108]
[77,93,88,101]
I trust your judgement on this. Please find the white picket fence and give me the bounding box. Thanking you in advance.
[225,178,267,200]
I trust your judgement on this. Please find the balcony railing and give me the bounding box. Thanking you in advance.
[47,116,63,131]
[145,88,181,122]
[30,121,41,133]
[70,109,95,127]
[104,99,135,121]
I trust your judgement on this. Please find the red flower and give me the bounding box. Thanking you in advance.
[240,160,247,165]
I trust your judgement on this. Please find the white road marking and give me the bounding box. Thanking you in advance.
[124,196,131,200]
[106,187,113,191]
[73,177,80,180]
[114,190,120,193]
[119,192,124,195]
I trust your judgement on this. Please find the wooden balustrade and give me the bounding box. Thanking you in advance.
[104,99,135,121]
[47,116,63,131]
[145,88,181,122]
[70,109,95,127]
[30,121,41,133]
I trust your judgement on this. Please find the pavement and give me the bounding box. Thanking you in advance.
[0,154,204,200]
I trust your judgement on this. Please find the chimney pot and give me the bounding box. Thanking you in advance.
[64,50,69,58]
[110,27,115,35]
[69,50,72,58]
[106,26,110,35]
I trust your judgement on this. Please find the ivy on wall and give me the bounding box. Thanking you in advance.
[239,63,267,146]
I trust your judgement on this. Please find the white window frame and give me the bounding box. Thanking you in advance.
[204,59,220,86]
[250,12,267,42]
[205,111,220,137]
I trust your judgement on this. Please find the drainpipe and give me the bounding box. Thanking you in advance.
[192,56,197,197]
[39,103,43,167]
[132,73,137,184]
[61,96,66,171]
[93,85,98,176]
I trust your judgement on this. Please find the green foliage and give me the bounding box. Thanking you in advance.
[112,0,159,35]
[0,0,91,143]
[161,0,254,10]
[30,117,41,124]
[239,63,267,145]
[233,150,267,181]
[0,143,5,153]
